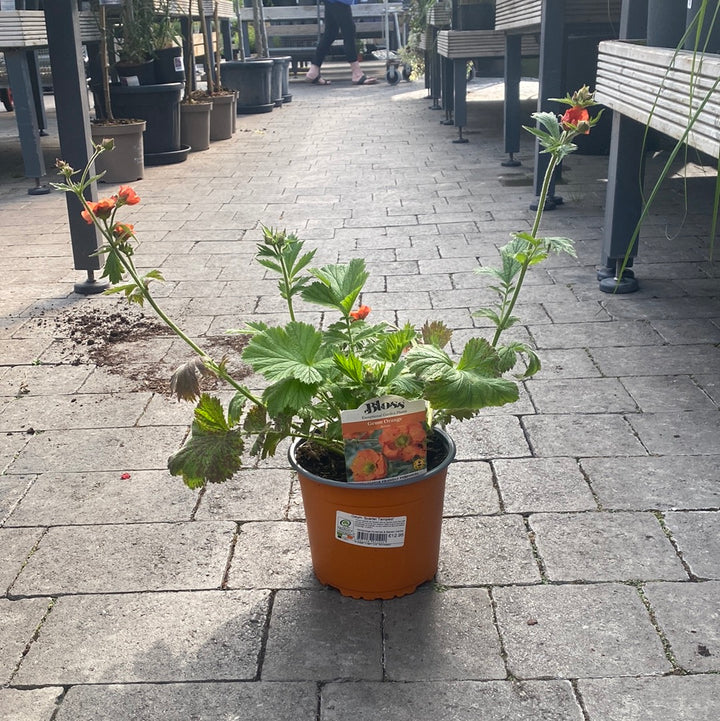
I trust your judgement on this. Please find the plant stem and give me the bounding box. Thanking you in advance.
[491,150,559,348]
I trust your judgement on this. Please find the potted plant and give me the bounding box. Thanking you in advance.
[53,87,600,600]
[114,0,158,85]
[222,0,274,114]
[89,0,146,183]
[180,0,214,152]
[152,0,186,84]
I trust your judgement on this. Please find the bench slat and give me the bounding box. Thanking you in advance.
[596,40,720,157]
[437,29,539,59]
[495,0,621,32]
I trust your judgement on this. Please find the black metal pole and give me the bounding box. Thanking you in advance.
[44,0,108,295]
[532,0,565,209]
[502,32,522,166]
[597,0,648,293]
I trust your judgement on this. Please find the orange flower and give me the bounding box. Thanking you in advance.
[117,186,140,205]
[560,106,590,134]
[349,305,371,321]
[112,222,135,241]
[80,197,117,224]
[379,421,426,462]
[349,448,388,482]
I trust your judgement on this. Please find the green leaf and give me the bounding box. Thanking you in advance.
[242,322,333,383]
[167,394,244,488]
[243,403,267,433]
[542,236,577,257]
[406,339,519,411]
[334,352,365,383]
[302,258,368,314]
[101,249,126,284]
[421,320,453,349]
[374,324,418,361]
[227,392,246,425]
[262,377,317,416]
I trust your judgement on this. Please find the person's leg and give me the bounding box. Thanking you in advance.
[331,2,377,84]
[307,2,340,83]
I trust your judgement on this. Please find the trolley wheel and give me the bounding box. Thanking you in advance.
[386,66,400,85]
[402,64,412,81]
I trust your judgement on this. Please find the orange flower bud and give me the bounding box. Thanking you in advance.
[117,186,140,205]
[349,304,371,321]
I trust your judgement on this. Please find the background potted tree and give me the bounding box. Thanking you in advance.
[180,0,214,152]
[89,0,146,183]
[222,0,274,114]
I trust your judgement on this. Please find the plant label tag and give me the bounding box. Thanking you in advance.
[335,511,406,548]
[340,395,428,483]
[174,56,185,72]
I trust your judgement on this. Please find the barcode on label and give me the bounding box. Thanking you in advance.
[356,531,388,543]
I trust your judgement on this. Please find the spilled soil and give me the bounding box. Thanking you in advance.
[43,301,250,396]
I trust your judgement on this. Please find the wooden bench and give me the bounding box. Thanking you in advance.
[237,3,402,74]
[436,29,540,141]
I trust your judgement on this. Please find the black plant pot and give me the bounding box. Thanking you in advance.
[115,58,157,86]
[221,59,274,114]
[271,56,291,107]
[109,82,189,165]
[155,46,186,84]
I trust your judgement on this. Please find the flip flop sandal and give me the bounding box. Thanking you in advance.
[352,74,378,85]
[306,75,331,85]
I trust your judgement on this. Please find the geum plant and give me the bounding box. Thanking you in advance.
[54,87,600,489]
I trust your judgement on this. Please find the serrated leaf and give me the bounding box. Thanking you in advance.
[542,236,577,257]
[262,377,317,416]
[167,395,243,488]
[243,403,267,433]
[334,352,365,383]
[421,320,453,349]
[302,258,368,314]
[101,249,126,284]
[424,374,519,410]
[242,322,333,383]
[227,392,246,425]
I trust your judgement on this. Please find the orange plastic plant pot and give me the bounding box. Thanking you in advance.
[290,428,456,600]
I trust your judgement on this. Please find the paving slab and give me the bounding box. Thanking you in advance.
[0,473,34,523]
[321,680,584,721]
[0,526,43,592]
[523,414,647,457]
[493,458,596,513]
[0,687,63,721]
[11,521,235,595]
[383,587,505,680]
[627,410,720,455]
[530,511,687,582]
[644,581,720,672]
[227,521,319,589]
[580,455,720,510]
[620,374,718,412]
[664,511,720,579]
[14,590,270,685]
[3,470,196,526]
[437,516,541,586]
[451,416,532,460]
[442,460,500,516]
[525,377,637,414]
[8,426,187,474]
[262,589,382,681]
[579,674,720,721]
[493,584,671,679]
[54,682,319,721]
[195,467,293,522]
[0,597,51,684]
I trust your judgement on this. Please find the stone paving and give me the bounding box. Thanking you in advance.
[1,62,719,720]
